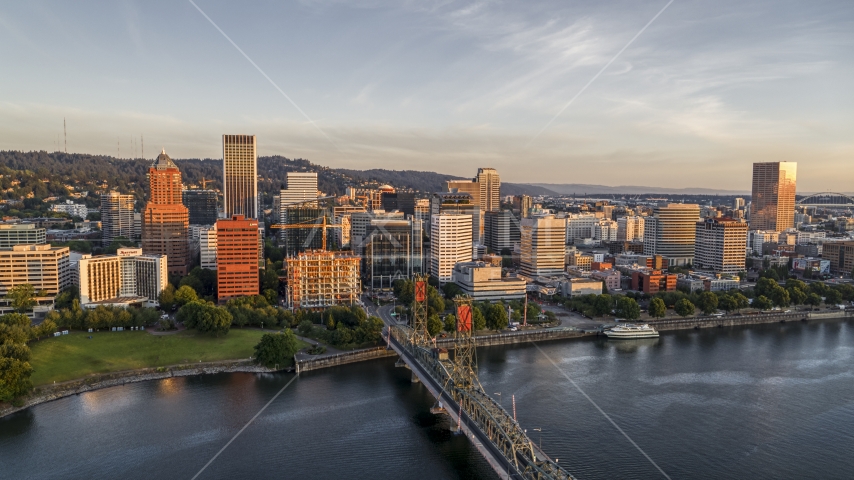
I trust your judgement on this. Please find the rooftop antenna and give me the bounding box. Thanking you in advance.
[63,117,67,153]
[141,135,144,159]
[117,137,120,159]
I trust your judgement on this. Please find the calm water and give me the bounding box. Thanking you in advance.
[3,319,854,479]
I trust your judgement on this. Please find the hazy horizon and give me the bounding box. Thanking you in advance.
[1,1,852,191]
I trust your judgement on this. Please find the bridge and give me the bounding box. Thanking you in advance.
[384,277,576,480]
[797,192,854,208]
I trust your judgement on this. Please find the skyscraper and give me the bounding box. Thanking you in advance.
[750,162,797,231]
[520,214,566,279]
[475,168,501,212]
[222,134,258,219]
[694,218,748,274]
[430,214,472,283]
[100,192,136,243]
[216,215,259,301]
[141,150,190,276]
[643,203,701,266]
[183,189,218,226]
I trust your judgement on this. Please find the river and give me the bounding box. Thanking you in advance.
[2,319,854,479]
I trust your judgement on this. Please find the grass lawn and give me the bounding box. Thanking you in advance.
[29,329,309,386]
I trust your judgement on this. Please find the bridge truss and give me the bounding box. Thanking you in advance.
[389,303,576,479]
[797,192,854,208]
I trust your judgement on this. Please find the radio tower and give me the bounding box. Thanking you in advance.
[63,117,67,153]
[141,135,144,159]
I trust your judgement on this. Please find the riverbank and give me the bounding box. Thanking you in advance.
[645,309,854,332]
[0,359,276,419]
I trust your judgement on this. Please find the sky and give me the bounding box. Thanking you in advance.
[1,0,852,191]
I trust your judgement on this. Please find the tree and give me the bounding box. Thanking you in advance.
[732,292,750,311]
[615,296,640,320]
[158,284,176,311]
[261,266,280,292]
[443,314,456,333]
[253,330,300,368]
[753,295,773,311]
[825,289,843,305]
[441,282,462,300]
[0,357,33,402]
[485,303,508,330]
[6,284,36,313]
[787,286,807,305]
[298,320,314,336]
[178,275,204,297]
[718,295,737,313]
[696,292,719,315]
[427,314,443,336]
[0,342,31,362]
[674,298,695,317]
[472,306,486,331]
[648,297,667,318]
[804,293,822,307]
[174,285,199,306]
[33,318,57,340]
[769,286,790,307]
[593,294,613,317]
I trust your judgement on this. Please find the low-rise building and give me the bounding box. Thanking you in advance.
[566,251,593,271]
[590,269,621,291]
[51,200,89,218]
[562,277,603,297]
[823,241,854,274]
[629,268,677,294]
[452,261,526,301]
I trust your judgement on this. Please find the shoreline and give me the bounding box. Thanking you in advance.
[4,312,851,419]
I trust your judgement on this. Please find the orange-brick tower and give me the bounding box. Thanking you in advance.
[142,149,190,275]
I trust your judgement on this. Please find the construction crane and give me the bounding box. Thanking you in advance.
[270,215,342,251]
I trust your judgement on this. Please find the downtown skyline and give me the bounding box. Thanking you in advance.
[1,0,852,192]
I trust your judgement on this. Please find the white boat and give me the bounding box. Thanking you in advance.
[604,323,659,339]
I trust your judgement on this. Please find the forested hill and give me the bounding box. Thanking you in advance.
[0,151,551,207]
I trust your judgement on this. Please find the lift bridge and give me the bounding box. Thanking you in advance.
[385,276,576,480]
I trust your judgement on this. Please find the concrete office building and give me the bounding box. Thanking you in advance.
[142,150,190,276]
[594,219,618,243]
[276,172,321,248]
[430,214,473,283]
[484,210,521,254]
[643,203,701,266]
[183,190,218,226]
[0,244,72,297]
[101,192,136,243]
[446,167,501,213]
[381,191,416,216]
[0,223,46,248]
[694,218,748,274]
[216,215,259,301]
[432,192,482,248]
[520,214,566,279]
[200,225,218,270]
[566,214,597,242]
[617,216,644,242]
[823,241,854,275]
[451,261,526,301]
[363,217,423,290]
[222,134,258,219]
[77,248,167,307]
[750,162,797,231]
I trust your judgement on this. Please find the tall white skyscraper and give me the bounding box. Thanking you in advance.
[279,172,319,209]
[222,134,258,219]
[430,214,472,283]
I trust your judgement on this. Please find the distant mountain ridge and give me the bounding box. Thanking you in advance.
[528,183,751,196]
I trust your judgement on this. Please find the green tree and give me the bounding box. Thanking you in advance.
[253,330,300,368]
[769,287,790,307]
[178,275,204,297]
[33,318,57,340]
[615,296,641,320]
[6,284,36,313]
[805,293,822,307]
[696,292,719,315]
[674,298,695,317]
[753,295,773,310]
[0,357,33,402]
[648,297,667,318]
[0,342,31,362]
[174,285,199,306]
[298,319,314,336]
[593,294,613,317]
[825,289,843,305]
[158,284,176,311]
[732,292,750,311]
[441,282,463,300]
[472,306,486,331]
[718,295,737,313]
[261,266,280,292]
[325,314,336,330]
[427,314,443,336]
[485,303,508,330]
[443,314,456,333]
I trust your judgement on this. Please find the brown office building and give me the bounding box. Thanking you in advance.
[216,215,259,301]
[750,162,796,231]
[631,270,677,294]
[823,241,854,275]
[141,150,190,276]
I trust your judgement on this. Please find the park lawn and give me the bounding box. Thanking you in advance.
[29,329,309,386]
